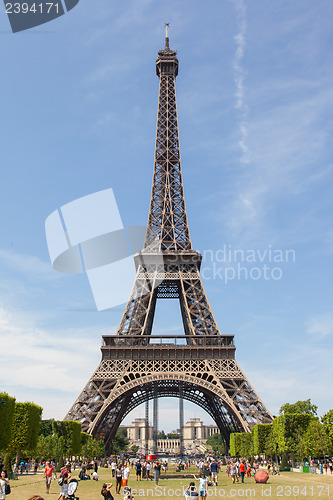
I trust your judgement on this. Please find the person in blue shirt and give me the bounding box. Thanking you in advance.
[209,460,219,486]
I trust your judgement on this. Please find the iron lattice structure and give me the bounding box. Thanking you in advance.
[65,30,273,448]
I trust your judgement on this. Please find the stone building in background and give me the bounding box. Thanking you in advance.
[122,417,219,455]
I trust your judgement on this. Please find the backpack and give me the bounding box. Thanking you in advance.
[58,476,64,486]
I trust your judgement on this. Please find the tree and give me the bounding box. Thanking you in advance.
[0,392,16,451]
[39,419,55,437]
[230,433,241,457]
[321,410,333,454]
[271,414,314,464]
[206,433,225,455]
[81,433,105,459]
[62,421,82,457]
[166,432,180,439]
[302,419,329,459]
[9,402,43,463]
[252,424,272,456]
[51,421,82,464]
[157,431,166,439]
[109,429,129,454]
[279,399,318,416]
[238,433,252,457]
[35,434,57,461]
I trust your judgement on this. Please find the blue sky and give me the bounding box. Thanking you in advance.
[0,0,332,432]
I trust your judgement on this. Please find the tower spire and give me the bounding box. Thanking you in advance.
[165,22,170,50]
[145,27,187,250]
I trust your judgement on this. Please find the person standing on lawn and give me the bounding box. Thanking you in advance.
[209,459,219,486]
[0,470,9,500]
[135,460,142,481]
[43,461,56,495]
[192,473,208,500]
[115,464,122,494]
[239,460,246,483]
[57,463,71,500]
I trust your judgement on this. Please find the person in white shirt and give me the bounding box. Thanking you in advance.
[122,465,130,487]
[192,473,208,499]
[0,471,9,500]
[146,462,151,480]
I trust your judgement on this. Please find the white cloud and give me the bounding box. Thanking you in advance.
[307,314,333,338]
[0,249,58,282]
[243,340,333,418]
[231,0,249,164]
[0,306,103,418]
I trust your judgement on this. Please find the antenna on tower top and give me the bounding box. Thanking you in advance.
[165,22,170,50]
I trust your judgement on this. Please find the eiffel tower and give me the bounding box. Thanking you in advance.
[65,26,273,448]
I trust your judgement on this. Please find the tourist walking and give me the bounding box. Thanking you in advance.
[209,459,218,486]
[239,460,246,483]
[57,463,71,500]
[43,461,56,495]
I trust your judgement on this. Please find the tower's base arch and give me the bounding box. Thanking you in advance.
[65,340,272,450]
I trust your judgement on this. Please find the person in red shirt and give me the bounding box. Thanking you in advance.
[43,461,56,495]
[239,460,246,483]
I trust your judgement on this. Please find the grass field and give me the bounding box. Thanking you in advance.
[8,466,333,500]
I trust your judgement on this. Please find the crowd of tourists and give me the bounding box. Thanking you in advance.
[1,454,333,500]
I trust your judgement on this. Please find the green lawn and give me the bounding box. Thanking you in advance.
[8,467,333,500]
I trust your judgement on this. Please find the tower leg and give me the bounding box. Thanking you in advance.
[145,400,149,456]
[153,387,158,454]
[179,384,184,458]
